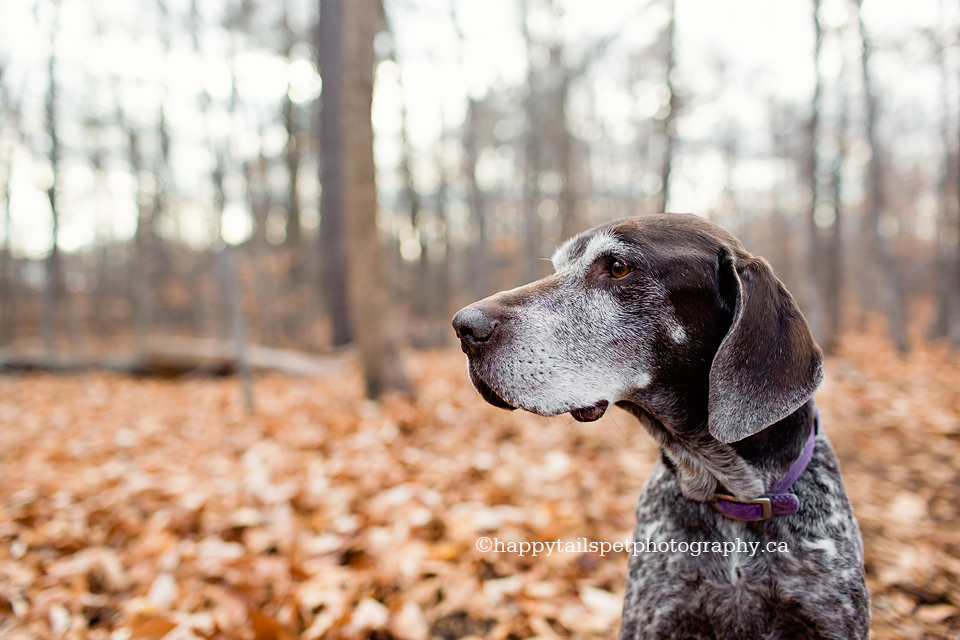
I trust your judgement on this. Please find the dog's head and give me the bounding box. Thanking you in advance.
[452,214,822,443]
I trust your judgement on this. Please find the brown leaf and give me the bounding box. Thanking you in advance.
[250,610,295,640]
[128,615,178,640]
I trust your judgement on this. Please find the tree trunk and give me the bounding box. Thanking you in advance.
[0,91,16,347]
[317,0,352,347]
[857,0,908,353]
[219,245,255,412]
[435,144,452,319]
[520,7,543,286]
[128,129,154,353]
[558,79,580,241]
[821,97,847,356]
[657,0,678,213]
[449,0,486,303]
[150,0,172,334]
[929,19,952,341]
[805,0,823,343]
[0,178,13,349]
[954,57,960,348]
[283,94,306,341]
[90,136,114,340]
[462,99,488,300]
[282,3,307,344]
[939,0,960,349]
[396,74,426,316]
[187,0,213,341]
[42,1,64,357]
[246,155,278,345]
[819,12,851,356]
[212,154,254,410]
[340,0,412,398]
[521,122,542,285]
[283,80,304,283]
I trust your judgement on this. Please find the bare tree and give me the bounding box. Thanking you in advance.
[769,99,798,289]
[214,155,254,411]
[461,98,490,299]
[281,1,308,344]
[0,62,19,347]
[41,0,65,357]
[821,91,846,356]
[245,152,279,345]
[929,5,960,346]
[557,93,580,241]
[87,111,112,340]
[519,15,545,285]
[317,0,352,346]
[954,28,960,348]
[121,113,156,352]
[433,133,452,318]
[448,2,490,301]
[856,0,908,353]
[805,0,824,342]
[187,0,219,340]
[656,0,678,213]
[151,0,173,330]
[339,0,412,397]
[388,33,428,317]
[223,5,255,407]
[802,0,844,355]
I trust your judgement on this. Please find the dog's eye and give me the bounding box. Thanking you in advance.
[610,260,631,279]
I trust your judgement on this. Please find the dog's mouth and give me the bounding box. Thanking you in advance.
[469,368,516,411]
[469,365,610,422]
[569,400,609,422]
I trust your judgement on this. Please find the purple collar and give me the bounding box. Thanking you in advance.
[710,408,819,522]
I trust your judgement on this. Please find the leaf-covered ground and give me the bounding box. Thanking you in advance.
[1,332,959,639]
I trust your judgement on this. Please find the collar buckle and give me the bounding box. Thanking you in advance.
[711,493,773,521]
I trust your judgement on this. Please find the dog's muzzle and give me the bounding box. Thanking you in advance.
[452,303,609,422]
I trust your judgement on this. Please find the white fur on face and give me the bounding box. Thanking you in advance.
[475,283,654,416]
[554,230,687,344]
[551,230,621,278]
[470,230,658,416]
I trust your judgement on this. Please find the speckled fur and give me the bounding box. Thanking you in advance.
[453,214,870,638]
[619,403,869,639]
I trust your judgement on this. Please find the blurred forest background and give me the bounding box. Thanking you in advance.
[1,0,959,371]
[5,0,960,639]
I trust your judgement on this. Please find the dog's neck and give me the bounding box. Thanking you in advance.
[616,400,816,502]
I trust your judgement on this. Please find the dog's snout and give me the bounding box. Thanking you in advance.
[452,306,499,352]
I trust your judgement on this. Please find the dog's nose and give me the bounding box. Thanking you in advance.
[452,306,498,352]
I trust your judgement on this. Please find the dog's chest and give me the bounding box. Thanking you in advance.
[620,455,869,639]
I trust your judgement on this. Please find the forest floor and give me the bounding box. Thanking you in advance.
[2,329,960,639]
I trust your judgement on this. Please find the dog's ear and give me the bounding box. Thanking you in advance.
[708,249,823,443]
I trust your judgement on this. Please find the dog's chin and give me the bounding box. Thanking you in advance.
[468,369,516,411]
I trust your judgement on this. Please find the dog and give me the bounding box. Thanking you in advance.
[452,214,870,639]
